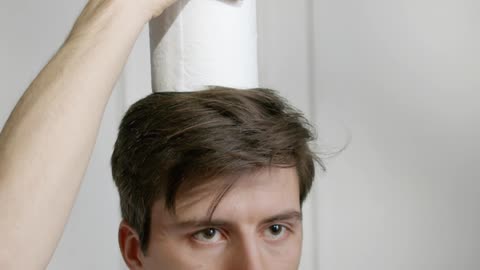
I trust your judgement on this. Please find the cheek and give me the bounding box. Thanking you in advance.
[265,230,303,269]
[143,238,227,270]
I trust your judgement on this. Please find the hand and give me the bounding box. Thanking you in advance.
[82,0,181,22]
[71,0,180,38]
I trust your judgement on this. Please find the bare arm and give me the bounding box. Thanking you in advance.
[0,0,176,269]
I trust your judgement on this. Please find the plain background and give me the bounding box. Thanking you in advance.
[1,0,479,269]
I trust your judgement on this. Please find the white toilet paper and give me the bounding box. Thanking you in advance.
[149,0,258,92]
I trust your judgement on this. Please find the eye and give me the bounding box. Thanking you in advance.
[192,228,224,244]
[264,224,288,241]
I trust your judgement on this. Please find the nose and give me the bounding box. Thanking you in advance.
[228,236,264,270]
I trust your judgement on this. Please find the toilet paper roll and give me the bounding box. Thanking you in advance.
[149,0,258,92]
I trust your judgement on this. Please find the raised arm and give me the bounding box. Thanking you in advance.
[0,0,176,269]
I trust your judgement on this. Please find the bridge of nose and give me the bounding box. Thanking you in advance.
[226,232,265,270]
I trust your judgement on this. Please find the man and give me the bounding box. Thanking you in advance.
[0,0,322,269]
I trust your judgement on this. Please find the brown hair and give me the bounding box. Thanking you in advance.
[111,86,324,252]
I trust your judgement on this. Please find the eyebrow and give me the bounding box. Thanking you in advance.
[173,210,303,230]
[261,210,303,225]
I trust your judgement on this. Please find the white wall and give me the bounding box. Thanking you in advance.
[2,0,479,269]
[313,0,480,269]
[258,0,480,269]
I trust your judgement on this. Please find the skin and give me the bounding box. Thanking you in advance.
[0,0,178,269]
[119,167,304,270]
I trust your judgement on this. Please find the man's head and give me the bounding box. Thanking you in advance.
[111,87,323,269]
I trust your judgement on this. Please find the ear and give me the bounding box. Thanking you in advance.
[118,220,145,269]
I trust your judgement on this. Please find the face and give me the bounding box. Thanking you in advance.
[119,167,303,270]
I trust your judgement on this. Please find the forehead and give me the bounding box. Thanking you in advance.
[152,167,301,225]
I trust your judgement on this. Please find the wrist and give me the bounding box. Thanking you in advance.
[115,0,170,23]
[106,0,154,26]
[68,0,150,42]
[115,0,155,24]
